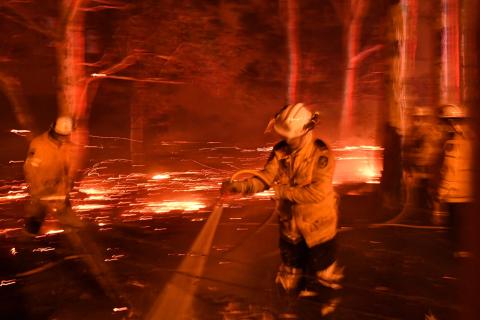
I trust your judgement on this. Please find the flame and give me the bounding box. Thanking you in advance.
[333,145,382,184]
[358,163,381,184]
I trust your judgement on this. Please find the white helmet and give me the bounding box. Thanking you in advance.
[439,104,466,119]
[54,116,73,135]
[265,103,318,139]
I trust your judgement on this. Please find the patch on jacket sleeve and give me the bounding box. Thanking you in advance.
[318,156,328,168]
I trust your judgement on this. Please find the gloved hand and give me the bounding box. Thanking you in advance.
[220,180,242,194]
[273,184,292,201]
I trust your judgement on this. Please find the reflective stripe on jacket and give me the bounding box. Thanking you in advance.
[236,138,338,247]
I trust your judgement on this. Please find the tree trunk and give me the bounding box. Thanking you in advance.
[57,0,88,175]
[380,0,419,213]
[0,73,36,139]
[389,0,418,137]
[440,0,461,105]
[339,0,369,140]
[285,0,300,104]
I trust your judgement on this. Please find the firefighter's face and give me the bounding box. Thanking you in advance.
[281,131,312,151]
[286,136,303,149]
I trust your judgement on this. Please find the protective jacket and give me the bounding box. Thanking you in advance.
[438,130,474,203]
[235,138,338,247]
[404,124,444,174]
[24,131,73,199]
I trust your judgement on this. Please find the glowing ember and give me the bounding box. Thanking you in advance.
[33,247,56,253]
[145,201,206,213]
[0,228,22,235]
[0,279,16,287]
[86,195,107,200]
[45,229,64,235]
[152,173,171,180]
[0,192,28,202]
[74,204,110,211]
[10,248,17,255]
[333,145,384,151]
[79,188,108,195]
[188,185,217,191]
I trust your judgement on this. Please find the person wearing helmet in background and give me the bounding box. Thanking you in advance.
[403,106,444,212]
[435,104,474,257]
[23,116,131,311]
[221,103,343,296]
[24,116,80,233]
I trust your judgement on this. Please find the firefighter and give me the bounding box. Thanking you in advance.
[221,103,343,295]
[435,104,474,256]
[24,116,81,233]
[23,116,130,310]
[403,106,444,211]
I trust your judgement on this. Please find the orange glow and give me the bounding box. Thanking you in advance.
[86,195,107,200]
[79,187,108,195]
[0,228,22,235]
[333,145,383,184]
[45,229,64,235]
[152,173,171,180]
[253,189,275,199]
[144,200,206,213]
[0,280,16,287]
[33,247,55,252]
[0,192,28,203]
[358,163,382,184]
[333,146,383,152]
[74,204,110,211]
[188,185,217,191]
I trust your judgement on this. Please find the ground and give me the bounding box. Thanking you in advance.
[0,142,463,319]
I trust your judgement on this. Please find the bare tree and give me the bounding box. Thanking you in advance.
[0,0,181,168]
[334,0,383,141]
[440,0,461,106]
[390,0,418,137]
[283,0,300,104]
[0,72,36,139]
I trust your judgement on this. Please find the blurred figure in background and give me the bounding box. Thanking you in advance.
[23,116,130,310]
[403,106,445,215]
[435,104,474,257]
[221,103,343,297]
[24,116,80,234]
